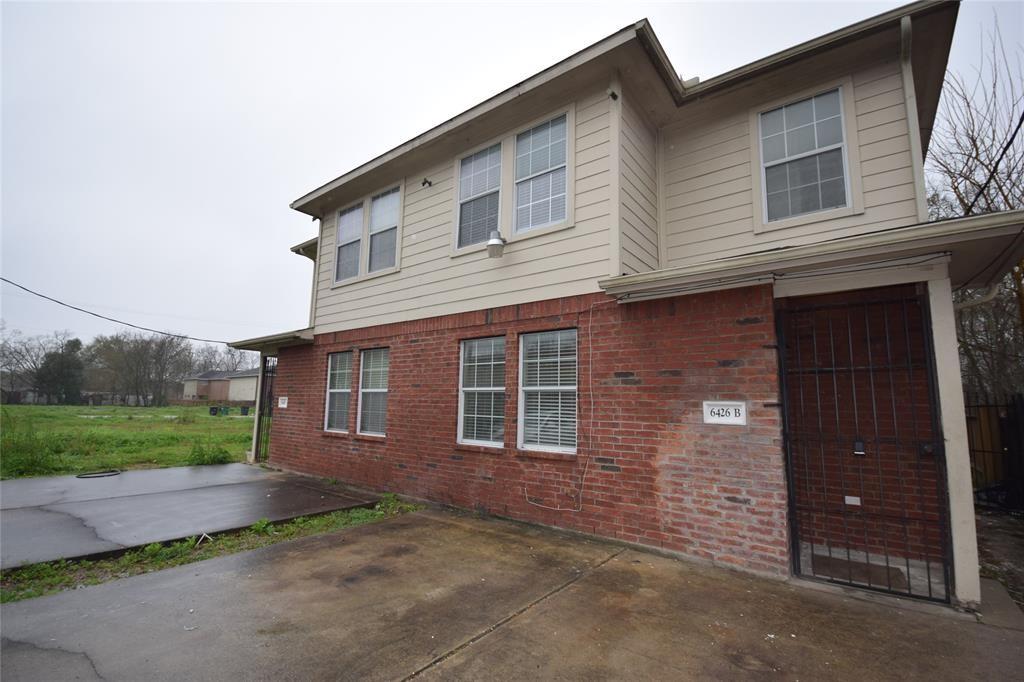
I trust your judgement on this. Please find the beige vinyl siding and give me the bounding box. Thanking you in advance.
[313,87,613,333]
[619,92,660,274]
[661,58,920,268]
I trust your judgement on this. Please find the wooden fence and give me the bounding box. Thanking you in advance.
[965,393,1024,509]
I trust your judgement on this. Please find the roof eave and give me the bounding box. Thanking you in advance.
[290,237,318,261]
[599,211,1024,300]
[229,328,315,353]
[674,0,955,105]
[289,21,651,216]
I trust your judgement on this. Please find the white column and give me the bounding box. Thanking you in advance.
[927,277,981,606]
[247,353,264,464]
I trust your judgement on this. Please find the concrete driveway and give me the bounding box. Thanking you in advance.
[0,464,375,568]
[2,509,1022,681]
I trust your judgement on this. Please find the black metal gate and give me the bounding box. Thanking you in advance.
[253,355,277,463]
[777,284,952,602]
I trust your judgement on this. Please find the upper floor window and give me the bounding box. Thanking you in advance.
[514,115,567,233]
[333,186,401,284]
[335,205,363,282]
[458,144,502,248]
[368,188,399,272]
[759,88,847,222]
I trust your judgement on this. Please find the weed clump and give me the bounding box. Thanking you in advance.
[186,440,233,466]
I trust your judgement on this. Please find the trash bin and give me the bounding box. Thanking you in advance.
[240,406,250,416]
[219,406,229,416]
[209,406,218,416]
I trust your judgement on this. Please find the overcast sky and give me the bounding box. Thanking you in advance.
[2,1,1020,345]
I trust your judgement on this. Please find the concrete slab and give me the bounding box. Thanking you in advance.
[979,578,1024,631]
[0,465,375,569]
[0,463,267,509]
[2,510,1022,681]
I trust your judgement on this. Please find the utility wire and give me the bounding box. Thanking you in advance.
[964,110,1024,216]
[0,276,231,344]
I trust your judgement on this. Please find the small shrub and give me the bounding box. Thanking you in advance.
[249,518,272,534]
[186,440,233,466]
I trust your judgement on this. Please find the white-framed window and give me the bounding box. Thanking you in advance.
[759,88,848,222]
[324,351,353,432]
[335,204,363,282]
[332,185,402,284]
[357,348,389,435]
[518,329,577,453]
[458,337,505,446]
[514,114,568,233]
[457,144,502,248]
[368,187,399,272]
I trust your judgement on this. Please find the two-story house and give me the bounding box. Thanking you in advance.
[233,0,1024,608]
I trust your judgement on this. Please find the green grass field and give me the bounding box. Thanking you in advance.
[0,405,254,479]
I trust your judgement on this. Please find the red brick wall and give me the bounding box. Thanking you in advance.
[268,286,789,576]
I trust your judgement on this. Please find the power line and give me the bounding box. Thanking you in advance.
[964,110,1024,216]
[1,276,231,344]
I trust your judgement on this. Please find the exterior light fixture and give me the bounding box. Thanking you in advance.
[486,230,507,258]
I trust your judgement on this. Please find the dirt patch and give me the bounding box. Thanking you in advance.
[977,510,1024,611]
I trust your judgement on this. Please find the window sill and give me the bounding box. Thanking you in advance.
[454,442,506,455]
[354,433,386,443]
[514,448,577,462]
[322,430,350,439]
[754,205,863,234]
[330,265,401,289]
[448,220,575,260]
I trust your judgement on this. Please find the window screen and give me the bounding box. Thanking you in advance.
[514,115,568,233]
[368,188,399,272]
[459,337,505,445]
[458,144,501,248]
[358,348,389,435]
[520,329,576,450]
[760,89,847,222]
[325,352,352,431]
[335,205,363,281]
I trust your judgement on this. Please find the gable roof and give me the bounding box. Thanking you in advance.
[290,1,957,218]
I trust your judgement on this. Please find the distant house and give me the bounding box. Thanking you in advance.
[227,368,259,402]
[183,369,258,403]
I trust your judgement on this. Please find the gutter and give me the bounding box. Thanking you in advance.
[599,210,1024,300]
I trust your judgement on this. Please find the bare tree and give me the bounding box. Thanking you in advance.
[926,23,1024,397]
[0,326,75,402]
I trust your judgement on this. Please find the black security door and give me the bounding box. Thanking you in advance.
[776,284,952,602]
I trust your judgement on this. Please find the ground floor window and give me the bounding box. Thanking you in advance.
[358,348,389,435]
[324,351,352,431]
[518,329,577,452]
[459,336,506,446]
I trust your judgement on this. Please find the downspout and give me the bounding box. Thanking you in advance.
[953,286,1000,312]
